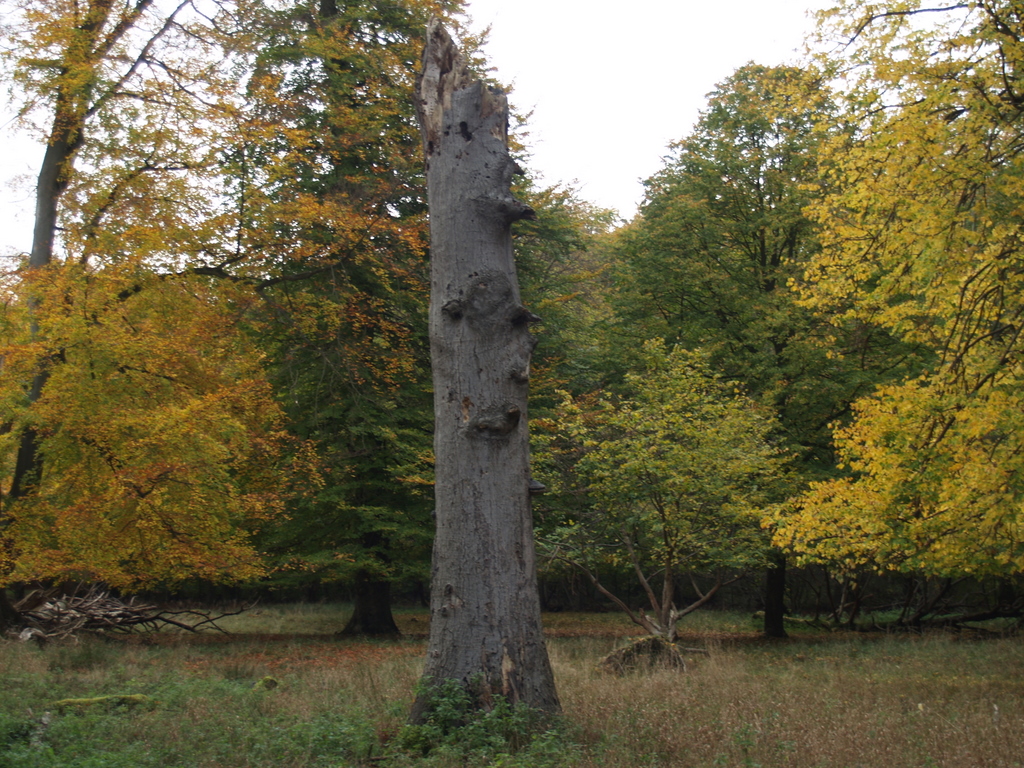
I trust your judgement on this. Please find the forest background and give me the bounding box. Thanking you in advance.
[1,0,1024,638]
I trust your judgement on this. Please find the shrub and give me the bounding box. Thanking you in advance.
[392,678,578,766]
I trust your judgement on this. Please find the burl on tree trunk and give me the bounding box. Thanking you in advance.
[409,19,559,721]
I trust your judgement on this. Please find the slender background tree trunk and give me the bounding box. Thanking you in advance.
[764,550,788,639]
[7,103,80,502]
[409,19,559,721]
[7,0,146,501]
[3,30,89,595]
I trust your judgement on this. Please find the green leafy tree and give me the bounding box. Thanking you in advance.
[215,0,459,631]
[536,341,783,640]
[600,63,930,634]
[511,181,618,402]
[610,63,916,473]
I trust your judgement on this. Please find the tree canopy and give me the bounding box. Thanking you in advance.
[774,0,1024,578]
[3,0,1024,640]
[536,341,783,639]
[0,0,456,597]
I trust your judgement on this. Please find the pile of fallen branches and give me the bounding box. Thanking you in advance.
[9,586,247,642]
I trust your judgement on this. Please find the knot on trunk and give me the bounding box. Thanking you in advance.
[481,193,536,224]
[509,305,541,326]
[465,404,521,439]
[441,270,515,329]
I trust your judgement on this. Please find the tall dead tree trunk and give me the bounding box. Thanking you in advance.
[409,19,559,721]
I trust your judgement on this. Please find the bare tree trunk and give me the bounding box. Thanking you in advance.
[8,0,157,504]
[409,19,559,721]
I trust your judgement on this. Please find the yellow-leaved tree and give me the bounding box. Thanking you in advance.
[774,0,1024,578]
[0,267,286,588]
[0,0,292,626]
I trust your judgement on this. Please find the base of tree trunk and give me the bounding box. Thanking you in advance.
[0,590,20,633]
[598,636,688,675]
[339,576,400,636]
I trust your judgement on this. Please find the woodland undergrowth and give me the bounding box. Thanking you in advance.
[0,605,1020,767]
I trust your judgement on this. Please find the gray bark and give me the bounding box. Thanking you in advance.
[409,19,559,720]
[9,0,161,502]
[7,131,75,502]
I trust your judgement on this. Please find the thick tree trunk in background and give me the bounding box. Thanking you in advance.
[409,19,559,721]
[338,529,399,636]
[763,550,788,639]
[340,573,400,636]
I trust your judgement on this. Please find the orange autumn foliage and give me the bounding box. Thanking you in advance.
[1,264,289,588]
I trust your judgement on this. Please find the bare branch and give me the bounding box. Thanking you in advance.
[848,4,970,45]
[8,586,249,640]
[87,0,191,120]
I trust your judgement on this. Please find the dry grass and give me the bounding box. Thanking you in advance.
[208,602,431,637]
[553,632,1024,767]
[1,605,1022,767]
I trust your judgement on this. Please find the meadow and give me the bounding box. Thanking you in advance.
[0,605,1021,767]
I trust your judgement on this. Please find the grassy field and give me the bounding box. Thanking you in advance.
[1,605,1021,767]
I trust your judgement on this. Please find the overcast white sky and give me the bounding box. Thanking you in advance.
[0,0,828,256]
[465,0,829,220]
[0,118,35,259]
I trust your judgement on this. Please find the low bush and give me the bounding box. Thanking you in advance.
[392,678,577,766]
